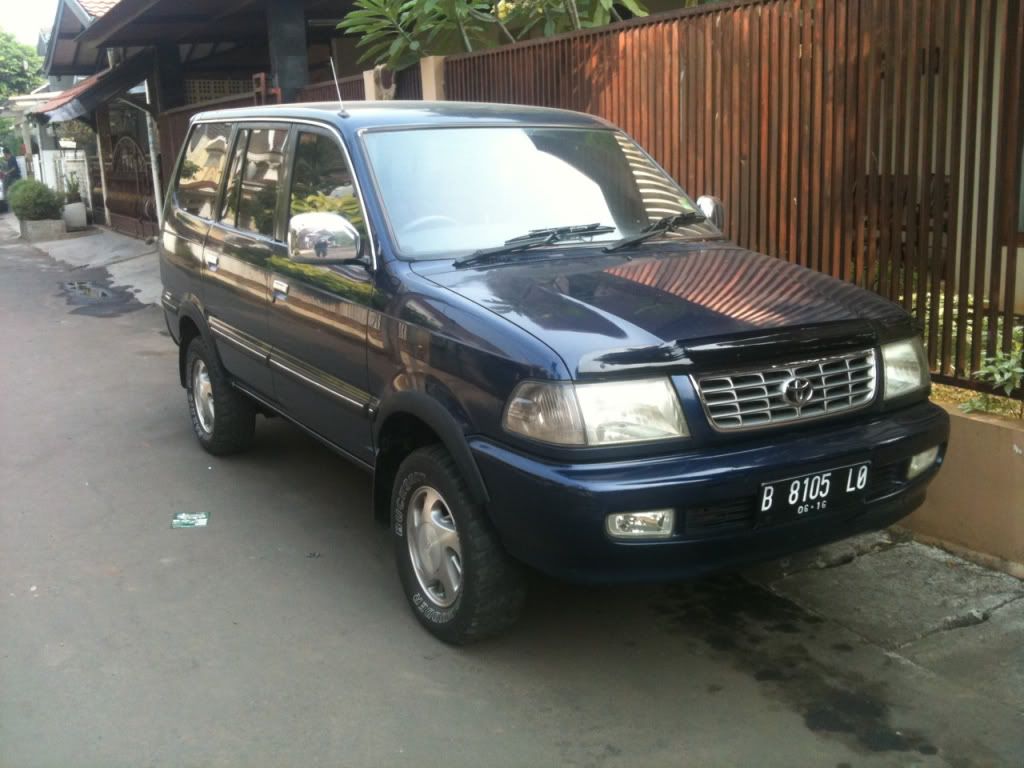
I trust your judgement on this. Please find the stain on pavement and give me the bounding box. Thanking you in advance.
[652,576,943,759]
[59,277,143,317]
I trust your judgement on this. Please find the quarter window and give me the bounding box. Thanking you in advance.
[175,122,231,218]
[236,127,289,238]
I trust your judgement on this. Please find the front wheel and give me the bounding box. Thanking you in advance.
[392,445,525,644]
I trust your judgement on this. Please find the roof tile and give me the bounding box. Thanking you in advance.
[77,0,120,18]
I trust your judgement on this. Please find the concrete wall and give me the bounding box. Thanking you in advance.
[905,404,1024,573]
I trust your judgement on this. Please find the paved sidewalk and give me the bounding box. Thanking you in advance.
[0,214,161,305]
[745,531,1024,718]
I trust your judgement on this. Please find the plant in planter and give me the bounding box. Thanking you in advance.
[962,326,1024,419]
[8,178,66,241]
[62,171,87,230]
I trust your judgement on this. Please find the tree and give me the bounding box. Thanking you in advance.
[0,117,20,154]
[338,0,649,70]
[0,28,44,102]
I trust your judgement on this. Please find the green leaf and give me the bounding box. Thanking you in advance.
[618,0,648,16]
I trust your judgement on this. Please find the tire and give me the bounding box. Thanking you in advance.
[392,445,526,644]
[184,335,255,456]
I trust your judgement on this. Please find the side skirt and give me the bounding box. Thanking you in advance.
[233,381,374,473]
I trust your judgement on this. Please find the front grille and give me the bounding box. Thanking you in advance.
[693,349,877,431]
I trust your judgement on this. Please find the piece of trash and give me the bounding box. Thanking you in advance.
[171,512,209,528]
[207,466,212,470]
[29,585,37,592]
[306,552,322,559]
[1014,444,1022,456]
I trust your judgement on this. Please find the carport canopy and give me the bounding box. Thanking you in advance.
[31,50,155,123]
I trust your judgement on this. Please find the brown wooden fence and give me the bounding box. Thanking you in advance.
[296,74,366,103]
[445,0,1024,396]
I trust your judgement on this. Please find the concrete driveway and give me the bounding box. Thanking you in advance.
[2,220,1022,768]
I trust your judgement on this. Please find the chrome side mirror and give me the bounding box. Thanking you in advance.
[696,195,725,231]
[287,211,363,265]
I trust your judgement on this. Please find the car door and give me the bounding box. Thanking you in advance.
[202,123,291,399]
[161,122,230,312]
[266,125,375,463]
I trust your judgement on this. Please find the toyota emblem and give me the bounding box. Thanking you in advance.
[782,377,815,406]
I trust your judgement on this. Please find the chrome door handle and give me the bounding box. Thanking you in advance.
[203,252,219,271]
[272,279,289,300]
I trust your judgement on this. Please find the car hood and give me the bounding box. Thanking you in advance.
[412,242,912,377]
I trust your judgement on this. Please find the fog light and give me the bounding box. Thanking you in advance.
[907,447,940,480]
[606,509,674,539]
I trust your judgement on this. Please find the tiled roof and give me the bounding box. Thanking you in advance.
[77,0,120,18]
[31,69,107,116]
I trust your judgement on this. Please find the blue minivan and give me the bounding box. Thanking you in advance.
[159,101,949,643]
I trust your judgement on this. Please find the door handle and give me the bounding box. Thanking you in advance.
[272,279,289,300]
[204,252,219,271]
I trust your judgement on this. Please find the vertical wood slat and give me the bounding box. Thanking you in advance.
[955,0,982,377]
[926,0,950,369]
[440,0,1021,396]
[970,2,998,371]
[998,0,1023,350]
[914,6,937,333]
[939,0,966,376]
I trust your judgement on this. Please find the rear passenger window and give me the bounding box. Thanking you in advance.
[175,122,231,218]
[236,127,289,238]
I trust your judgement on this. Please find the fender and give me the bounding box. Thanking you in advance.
[174,296,222,387]
[374,389,490,506]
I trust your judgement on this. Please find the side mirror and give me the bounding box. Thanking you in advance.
[696,195,725,231]
[288,211,364,266]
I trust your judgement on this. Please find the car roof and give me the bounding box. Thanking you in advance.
[191,100,615,132]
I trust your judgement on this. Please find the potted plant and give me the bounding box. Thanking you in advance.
[62,172,87,230]
[8,179,66,241]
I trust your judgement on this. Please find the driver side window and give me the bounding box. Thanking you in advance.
[289,130,365,242]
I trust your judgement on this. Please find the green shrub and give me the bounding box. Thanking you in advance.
[9,179,63,221]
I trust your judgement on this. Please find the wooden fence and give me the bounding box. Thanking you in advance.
[445,0,1024,395]
[296,74,366,103]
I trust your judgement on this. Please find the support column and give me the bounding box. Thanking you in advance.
[266,0,309,103]
[362,70,378,102]
[94,105,112,227]
[19,119,35,179]
[153,44,186,113]
[144,81,164,230]
[419,56,446,100]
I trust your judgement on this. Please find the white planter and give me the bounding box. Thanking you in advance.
[62,201,88,231]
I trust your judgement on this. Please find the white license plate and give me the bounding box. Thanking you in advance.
[759,463,871,520]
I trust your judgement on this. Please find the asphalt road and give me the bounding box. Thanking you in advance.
[2,237,1021,768]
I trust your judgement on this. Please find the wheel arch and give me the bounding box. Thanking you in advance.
[176,301,219,388]
[372,392,490,525]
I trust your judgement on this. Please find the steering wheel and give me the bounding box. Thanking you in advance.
[400,214,459,234]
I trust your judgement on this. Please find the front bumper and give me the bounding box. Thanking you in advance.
[471,401,949,583]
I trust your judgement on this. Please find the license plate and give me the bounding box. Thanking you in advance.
[759,463,870,521]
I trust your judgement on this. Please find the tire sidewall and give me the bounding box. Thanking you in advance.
[185,339,216,448]
[392,454,472,639]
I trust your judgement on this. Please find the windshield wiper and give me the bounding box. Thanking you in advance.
[454,223,616,268]
[602,212,707,253]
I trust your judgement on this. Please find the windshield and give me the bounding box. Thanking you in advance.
[362,126,707,259]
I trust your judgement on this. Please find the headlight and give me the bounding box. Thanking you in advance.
[881,338,930,400]
[503,377,688,446]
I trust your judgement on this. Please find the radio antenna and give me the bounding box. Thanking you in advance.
[329,58,349,118]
